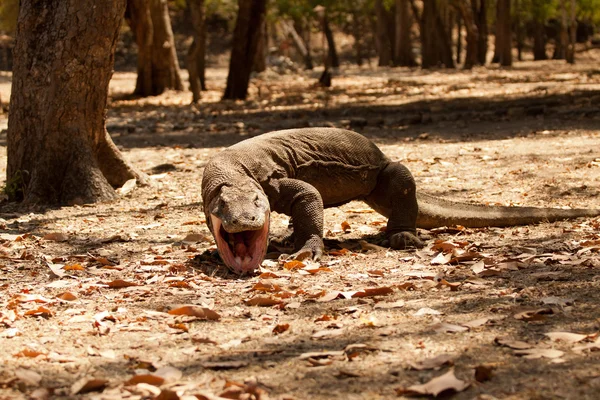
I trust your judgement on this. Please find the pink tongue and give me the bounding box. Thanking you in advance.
[233,233,248,258]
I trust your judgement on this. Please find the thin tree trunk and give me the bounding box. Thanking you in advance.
[352,11,365,66]
[496,0,512,66]
[7,0,145,205]
[532,19,547,60]
[456,14,463,65]
[565,0,576,64]
[375,0,393,66]
[515,0,523,61]
[223,0,267,100]
[454,0,478,69]
[284,19,313,70]
[187,0,206,103]
[322,13,340,68]
[395,0,417,66]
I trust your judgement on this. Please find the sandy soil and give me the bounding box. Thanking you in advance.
[1,51,600,399]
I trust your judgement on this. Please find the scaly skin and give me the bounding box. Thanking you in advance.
[201,128,600,274]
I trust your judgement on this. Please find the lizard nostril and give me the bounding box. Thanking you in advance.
[251,216,256,221]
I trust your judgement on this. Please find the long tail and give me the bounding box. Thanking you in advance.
[416,193,600,229]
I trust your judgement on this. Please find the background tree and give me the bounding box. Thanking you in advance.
[473,0,488,64]
[375,0,394,66]
[187,0,207,103]
[223,0,268,100]
[7,0,145,205]
[421,0,455,68]
[395,0,417,66]
[126,0,184,97]
[453,0,479,68]
[494,0,512,66]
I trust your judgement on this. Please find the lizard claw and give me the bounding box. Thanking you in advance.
[387,231,424,249]
[279,237,324,263]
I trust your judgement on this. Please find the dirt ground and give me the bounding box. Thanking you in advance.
[1,50,600,400]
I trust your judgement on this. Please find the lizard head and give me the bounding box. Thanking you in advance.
[207,183,270,275]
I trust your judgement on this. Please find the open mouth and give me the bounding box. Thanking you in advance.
[210,213,270,274]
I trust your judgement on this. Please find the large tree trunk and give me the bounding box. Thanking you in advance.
[253,18,268,72]
[7,0,144,205]
[473,0,488,64]
[495,0,512,66]
[187,0,207,103]
[126,0,183,97]
[375,0,393,66]
[422,0,455,68]
[223,0,267,100]
[553,1,568,60]
[395,0,417,66]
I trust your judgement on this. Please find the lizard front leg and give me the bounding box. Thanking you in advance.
[365,162,424,249]
[269,178,324,261]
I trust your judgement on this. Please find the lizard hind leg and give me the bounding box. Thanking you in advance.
[364,162,424,249]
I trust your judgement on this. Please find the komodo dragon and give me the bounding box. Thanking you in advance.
[201,128,600,275]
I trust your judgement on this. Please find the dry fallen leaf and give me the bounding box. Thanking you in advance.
[312,328,345,340]
[514,308,553,322]
[125,374,165,387]
[494,337,534,350]
[374,300,405,309]
[283,260,305,270]
[514,348,564,359]
[396,368,470,397]
[408,354,454,371]
[168,306,220,320]
[431,322,469,333]
[43,232,69,242]
[56,292,78,301]
[244,296,284,307]
[24,306,53,318]
[70,378,108,395]
[544,331,590,344]
[15,368,42,386]
[413,307,443,317]
[105,279,138,289]
[273,323,290,335]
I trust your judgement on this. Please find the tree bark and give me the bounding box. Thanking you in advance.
[222,0,267,100]
[322,13,340,68]
[375,0,393,66]
[253,18,268,72]
[394,0,417,66]
[473,0,488,64]
[495,0,512,66]
[352,11,365,66]
[126,0,183,97]
[454,0,479,69]
[7,0,144,205]
[187,0,207,103]
[422,0,455,68]
[456,13,463,65]
[532,19,547,60]
[565,0,576,64]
